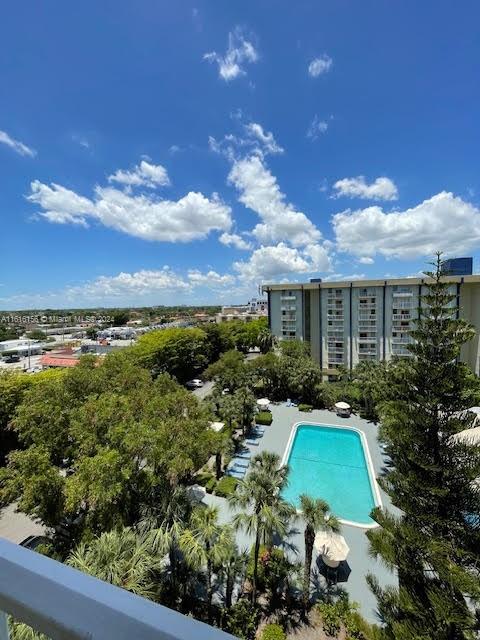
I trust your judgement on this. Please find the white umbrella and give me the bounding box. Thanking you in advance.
[314,530,350,568]
[451,426,480,446]
[257,398,270,409]
[334,401,350,410]
[209,421,225,433]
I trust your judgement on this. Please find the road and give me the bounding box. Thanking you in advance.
[0,503,45,544]
[192,380,214,400]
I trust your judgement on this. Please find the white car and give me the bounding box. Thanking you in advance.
[186,379,204,389]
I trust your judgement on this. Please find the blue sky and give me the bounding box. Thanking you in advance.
[1,1,479,309]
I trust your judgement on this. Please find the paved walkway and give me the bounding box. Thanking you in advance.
[203,403,397,624]
[0,503,45,544]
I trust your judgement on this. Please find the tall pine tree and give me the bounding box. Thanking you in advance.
[367,254,480,639]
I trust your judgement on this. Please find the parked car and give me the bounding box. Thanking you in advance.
[186,379,204,389]
[3,354,20,363]
[19,535,50,552]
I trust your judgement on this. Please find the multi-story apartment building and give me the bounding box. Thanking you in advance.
[263,275,480,377]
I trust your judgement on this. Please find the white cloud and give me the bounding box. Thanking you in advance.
[0,130,36,157]
[333,176,398,201]
[169,145,181,154]
[28,173,232,243]
[219,232,253,251]
[0,266,238,309]
[187,269,235,287]
[333,191,480,259]
[244,123,284,155]
[234,242,332,282]
[204,28,258,81]
[307,115,329,140]
[209,121,282,161]
[358,256,374,264]
[108,160,170,188]
[308,55,333,77]
[228,154,322,247]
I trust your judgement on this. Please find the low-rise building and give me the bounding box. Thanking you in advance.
[215,298,268,323]
[0,339,44,355]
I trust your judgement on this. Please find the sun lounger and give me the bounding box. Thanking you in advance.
[232,458,249,469]
[237,449,252,459]
[245,437,260,446]
[227,468,246,479]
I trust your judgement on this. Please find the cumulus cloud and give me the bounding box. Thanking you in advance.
[308,54,333,77]
[307,115,329,140]
[333,176,398,201]
[1,266,239,309]
[187,269,235,287]
[0,130,36,157]
[204,28,258,81]
[333,191,480,259]
[209,121,283,161]
[228,154,322,247]
[358,256,374,264]
[28,172,232,243]
[108,160,170,188]
[219,232,253,250]
[244,123,284,155]
[234,242,332,282]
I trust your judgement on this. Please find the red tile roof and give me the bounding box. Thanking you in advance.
[40,354,79,368]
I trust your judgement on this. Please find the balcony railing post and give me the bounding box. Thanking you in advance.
[0,612,9,640]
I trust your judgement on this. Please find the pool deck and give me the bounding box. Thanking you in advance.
[203,403,397,623]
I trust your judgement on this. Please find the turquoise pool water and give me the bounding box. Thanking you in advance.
[282,424,376,526]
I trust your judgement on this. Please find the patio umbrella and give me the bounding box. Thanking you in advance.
[317,556,352,584]
[334,401,351,411]
[257,398,270,409]
[314,531,350,567]
[451,426,480,446]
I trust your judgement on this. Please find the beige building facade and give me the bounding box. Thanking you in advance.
[263,276,480,377]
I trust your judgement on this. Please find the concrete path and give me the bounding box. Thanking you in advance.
[203,403,397,624]
[0,503,45,544]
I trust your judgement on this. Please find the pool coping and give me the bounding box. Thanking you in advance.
[281,421,383,530]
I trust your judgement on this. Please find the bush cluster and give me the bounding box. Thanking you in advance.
[214,476,238,497]
[255,411,273,425]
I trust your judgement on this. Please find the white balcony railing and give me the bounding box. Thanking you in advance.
[0,538,235,640]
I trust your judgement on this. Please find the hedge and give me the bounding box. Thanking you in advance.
[255,411,273,425]
[205,476,217,493]
[214,475,238,497]
[261,623,286,640]
[298,403,313,412]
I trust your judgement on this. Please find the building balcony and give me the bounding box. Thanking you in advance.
[0,538,235,640]
[358,336,377,342]
[280,306,296,312]
[391,336,412,344]
[280,295,297,301]
[392,314,411,321]
[358,303,376,310]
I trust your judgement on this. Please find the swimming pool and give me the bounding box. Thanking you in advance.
[282,423,380,527]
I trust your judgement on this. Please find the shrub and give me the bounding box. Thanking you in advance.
[298,403,313,412]
[215,476,238,497]
[261,623,286,640]
[224,600,259,640]
[196,471,215,487]
[255,411,273,425]
[205,476,217,493]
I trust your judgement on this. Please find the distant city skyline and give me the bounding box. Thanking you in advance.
[1,2,480,309]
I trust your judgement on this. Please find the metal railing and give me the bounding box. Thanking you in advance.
[0,538,235,640]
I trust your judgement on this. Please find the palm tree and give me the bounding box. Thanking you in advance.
[213,431,234,480]
[179,505,233,622]
[229,451,295,603]
[138,481,192,599]
[258,327,275,354]
[67,528,159,599]
[233,387,256,437]
[219,539,248,609]
[299,494,341,610]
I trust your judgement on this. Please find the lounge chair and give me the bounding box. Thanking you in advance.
[232,458,249,469]
[245,437,260,446]
[236,449,252,459]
